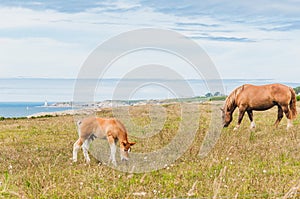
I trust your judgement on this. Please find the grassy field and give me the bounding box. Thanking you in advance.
[0,102,299,198]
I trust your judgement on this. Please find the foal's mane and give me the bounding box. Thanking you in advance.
[225,85,244,111]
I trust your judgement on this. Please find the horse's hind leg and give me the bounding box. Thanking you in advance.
[274,106,284,127]
[282,105,293,129]
[82,138,92,164]
[73,138,83,162]
[247,110,256,129]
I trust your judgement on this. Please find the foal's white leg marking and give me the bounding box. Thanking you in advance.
[287,119,293,129]
[72,140,81,162]
[109,142,117,166]
[250,121,256,129]
[73,122,82,163]
[82,139,92,164]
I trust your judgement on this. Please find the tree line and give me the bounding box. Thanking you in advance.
[294,87,300,101]
[294,86,300,95]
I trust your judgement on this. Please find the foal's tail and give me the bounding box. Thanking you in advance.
[289,87,298,119]
[76,120,82,136]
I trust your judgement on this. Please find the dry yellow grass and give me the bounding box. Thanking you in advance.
[0,102,299,198]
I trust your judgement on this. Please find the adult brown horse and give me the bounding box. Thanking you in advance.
[221,83,297,130]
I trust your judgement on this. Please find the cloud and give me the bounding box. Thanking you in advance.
[261,20,300,31]
[0,0,143,14]
[0,37,85,78]
[0,0,299,82]
[0,0,98,13]
[140,0,300,31]
[190,36,255,43]
[202,29,300,82]
[175,22,220,28]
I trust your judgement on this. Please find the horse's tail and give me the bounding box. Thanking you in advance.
[289,87,297,119]
[76,120,82,136]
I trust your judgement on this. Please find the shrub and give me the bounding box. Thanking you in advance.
[209,96,227,101]
[294,86,300,94]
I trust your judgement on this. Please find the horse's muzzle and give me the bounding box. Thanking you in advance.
[121,157,129,161]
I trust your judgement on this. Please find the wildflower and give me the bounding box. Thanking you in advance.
[79,182,83,189]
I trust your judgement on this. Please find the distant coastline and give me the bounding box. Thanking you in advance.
[1,78,299,102]
[1,78,299,118]
[26,96,225,118]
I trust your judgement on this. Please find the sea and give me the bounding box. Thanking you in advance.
[1,78,299,118]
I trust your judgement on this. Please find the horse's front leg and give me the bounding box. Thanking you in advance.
[282,105,293,129]
[107,135,117,166]
[247,110,256,129]
[234,108,246,131]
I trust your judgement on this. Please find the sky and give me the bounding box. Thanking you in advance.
[0,0,300,82]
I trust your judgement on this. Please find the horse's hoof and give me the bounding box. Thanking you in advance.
[112,160,117,167]
[250,126,256,131]
[286,125,293,130]
[250,122,256,129]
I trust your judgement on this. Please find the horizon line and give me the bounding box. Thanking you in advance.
[0,77,276,81]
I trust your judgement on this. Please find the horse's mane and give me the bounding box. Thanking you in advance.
[224,85,244,111]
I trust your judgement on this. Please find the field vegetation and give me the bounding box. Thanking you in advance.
[0,102,299,198]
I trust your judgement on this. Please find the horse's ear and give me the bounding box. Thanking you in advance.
[129,142,136,146]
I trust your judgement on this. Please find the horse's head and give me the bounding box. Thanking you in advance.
[221,107,233,127]
[221,92,237,128]
[120,141,136,161]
